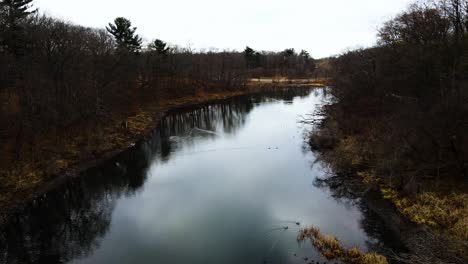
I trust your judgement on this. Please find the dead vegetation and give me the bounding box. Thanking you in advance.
[381,188,468,253]
[297,227,389,264]
[309,116,468,261]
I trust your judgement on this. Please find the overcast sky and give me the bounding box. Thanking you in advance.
[34,0,414,58]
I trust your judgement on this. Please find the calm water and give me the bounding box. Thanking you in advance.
[0,88,399,264]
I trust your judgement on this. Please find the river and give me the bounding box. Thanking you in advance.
[0,88,402,264]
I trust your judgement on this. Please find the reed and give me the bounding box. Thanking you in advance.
[297,227,388,264]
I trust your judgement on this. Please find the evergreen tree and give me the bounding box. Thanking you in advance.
[299,49,310,60]
[0,0,36,54]
[244,46,262,68]
[0,0,35,25]
[148,39,169,55]
[244,46,255,58]
[106,17,142,53]
[299,49,316,72]
[282,48,295,57]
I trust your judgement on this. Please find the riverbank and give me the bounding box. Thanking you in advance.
[247,77,328,87]
[0,82,322,225]
[308,103,468,263]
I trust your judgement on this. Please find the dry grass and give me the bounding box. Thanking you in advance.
[297,227,389,264]
[246,78,327,87]
[318,124,468,247]
[311,123,468,262]
[381,188,468,243]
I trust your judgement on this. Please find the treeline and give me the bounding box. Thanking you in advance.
[324,0,468,190]
[0,0,316,165]
[243,46,316,78]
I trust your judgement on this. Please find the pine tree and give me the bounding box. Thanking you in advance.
[282,48,295,57]
[244,46,262,68]
[244,46,255,58]
[299,50,310,60]
[0,0,35,25]
[0,0,36,54]
[149,39,169,55]
[106,17,142,53]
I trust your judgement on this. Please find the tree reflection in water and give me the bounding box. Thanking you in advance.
[0,145,151,264]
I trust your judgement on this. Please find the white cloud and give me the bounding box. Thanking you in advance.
[35,0,414,58]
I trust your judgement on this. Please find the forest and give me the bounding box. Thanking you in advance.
[2,0,468,263]
[0,0,317,212]
[310,0,468,260]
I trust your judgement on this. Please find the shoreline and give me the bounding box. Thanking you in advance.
[361,184,459,263]
[312,161,465,263]
[0,84,321,226]
[309,115,467,263]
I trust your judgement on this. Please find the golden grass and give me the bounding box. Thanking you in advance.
[246,78,328,87]
[381,188,468,242]
[297,227,389,264]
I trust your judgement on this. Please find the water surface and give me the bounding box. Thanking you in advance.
[0,88,398,264]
